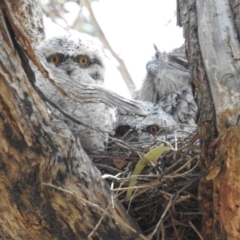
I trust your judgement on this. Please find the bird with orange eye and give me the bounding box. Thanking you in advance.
[47,54,90,68]
[111,100,178,144]
[38,35,105,85]
[114,124,162,143]
[36,35,115,155]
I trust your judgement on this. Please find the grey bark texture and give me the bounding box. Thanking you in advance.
[178,0,240,239]
[0,1,144,239]
[2,0,240,239]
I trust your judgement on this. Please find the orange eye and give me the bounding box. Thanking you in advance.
[147,125,159,135]
[49,54,60,65]
[78,56,89,67]
[116,125,131,136]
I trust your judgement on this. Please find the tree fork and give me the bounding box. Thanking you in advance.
[0,1,141,239]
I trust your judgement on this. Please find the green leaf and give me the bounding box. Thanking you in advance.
[125,146,170,201]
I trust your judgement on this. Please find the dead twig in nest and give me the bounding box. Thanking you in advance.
[93,129,201,239]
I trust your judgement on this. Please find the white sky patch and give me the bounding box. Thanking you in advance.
[43,0,184,97]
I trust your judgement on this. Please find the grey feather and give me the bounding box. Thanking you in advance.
[35,34,113,154]
[35,35,193,156]
[37,34,105,85]
[113,101,178,143]
[135,45,197,125]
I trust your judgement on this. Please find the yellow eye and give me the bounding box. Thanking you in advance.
[49,54,60,65]
[78,56,89,67]
[147,125,159,135]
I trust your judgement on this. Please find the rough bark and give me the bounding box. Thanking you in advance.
[0,1,142,239]
[178,0,240,239]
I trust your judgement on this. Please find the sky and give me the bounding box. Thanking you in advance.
[43,0,184,98]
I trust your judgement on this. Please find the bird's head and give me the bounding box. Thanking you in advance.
[37,34,105,85]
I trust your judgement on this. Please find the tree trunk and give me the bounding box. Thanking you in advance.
[178,0,240,239]
[0,1,142,239]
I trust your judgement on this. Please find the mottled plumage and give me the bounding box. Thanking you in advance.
[113,101,177,143]
[38,34,105,85]
[135,45,197,125]
[35,34,113,154]
[36,35,194,156]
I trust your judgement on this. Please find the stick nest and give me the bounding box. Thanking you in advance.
[92,129,201,240]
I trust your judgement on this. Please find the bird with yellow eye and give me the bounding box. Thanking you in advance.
[48,54,90,68]
[38,34,105,85]
[78,55,89,67]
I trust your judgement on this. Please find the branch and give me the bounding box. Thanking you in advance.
[82,0,136,97]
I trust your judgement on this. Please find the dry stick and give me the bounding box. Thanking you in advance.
[174,130,178,150]
[112,181,160,192]
[42,183,147,240]
[114,170,132,200]
[169,209,181,240]
[121,129,133,140]
[71,8,82,29]
[188,221,203,240]
[155,137,174,148]
[118,174,160,179]
[96,164,124,174]
[96,128,200,238]
[42,182,73,194]
[181,212,203,216]
[160,222,165,240]
[110,173,123,225]
[147,194,173,240]
[115,142,134,151]
[43,0,136,98]
[43,183,110,213]
[91,155,122,159]
[170,157,195,175]
[101,174,123,182]
[88,203,111,238]
[82,0,136,97]
[163,154,191,174]
[166,141,197,158]
[109,136,141,153]
[175,178,199,199]
[103,171,147,236]
[165,219,189,228]
[127,184,139,213]
[163,160,199,179]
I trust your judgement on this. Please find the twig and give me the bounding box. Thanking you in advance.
[174,130,178,150]
[155,137,174,148]
[121,129,133,140]
[169,209,181,240]
[42,182,73,194]
[101,174,123,182]
[96,164,124,174]
[188,221,203,240]
[163,159,199,179]
[81,0,136,96]
[160,222,165,240]
[110,173,123,225]
[43,182,146,238]
[88,204,111,238]
[112,181,160,192]
[43,183,108,213]
[94,124,201,238]
[147,194,173,240]
[171,157,194,175]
